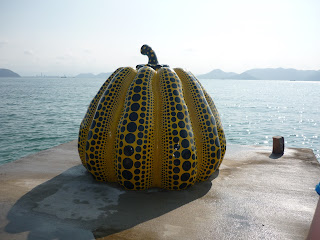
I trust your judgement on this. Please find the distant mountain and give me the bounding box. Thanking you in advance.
[75,72,112,79]
[75,73,96,78]
[197,68,320,81]
[229,72,258,80]
[197,69,257,80]
[0,68,21,77]
[197,69,237,79]
[96,72,112,78]
[305,71,320,81]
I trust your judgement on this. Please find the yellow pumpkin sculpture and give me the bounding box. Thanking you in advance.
[78,45,226,190]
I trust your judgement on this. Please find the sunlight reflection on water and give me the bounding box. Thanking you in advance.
[201,79,320,161]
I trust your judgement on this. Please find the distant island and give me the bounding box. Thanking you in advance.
[197,68,320,81]
[0,69,21,77]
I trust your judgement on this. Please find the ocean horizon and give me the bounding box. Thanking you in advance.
[0,77,319,165]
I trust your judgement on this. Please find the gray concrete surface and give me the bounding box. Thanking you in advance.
[0,140,319,240]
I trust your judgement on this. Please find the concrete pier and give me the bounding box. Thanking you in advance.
[0,140,319,240]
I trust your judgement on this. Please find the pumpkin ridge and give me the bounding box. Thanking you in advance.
[78,68,122,167]
[193,76,226,165]
[114,66,155,190]
[174,68,222,181]
[85,67,137,182]
[158,67,198,190]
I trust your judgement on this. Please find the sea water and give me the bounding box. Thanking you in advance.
[0,77,319,165]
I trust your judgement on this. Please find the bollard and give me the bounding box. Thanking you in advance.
[272,136,284,155]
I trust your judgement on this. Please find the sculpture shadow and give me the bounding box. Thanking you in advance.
[5,165,214,240]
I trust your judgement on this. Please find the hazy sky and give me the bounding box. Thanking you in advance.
[1,0,319,76]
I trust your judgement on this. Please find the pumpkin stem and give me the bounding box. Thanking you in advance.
[140,45,159,65]
[136,45,169,70]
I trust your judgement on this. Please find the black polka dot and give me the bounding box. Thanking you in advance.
[129,112,138,121]
[134,162,141,168]
[174,159,180,166]
[215,137,220,147]
[174,151,180,158]
[124,145,134,156]
[181,139,189,148]
[210,116,215,124]
[177,112,184,120]
[217,149,221,159]
[136,146,141,152]
[182,161,191,171]
[173,167,180,173]
[176,104,182,111]
[125,133,135,143]
[131,103,140,111]
[182,149,191,159]
[213,127,218,136]
[122,170,133,180]
[88,131,93,140]
[178,121,185,128]
[134,86,141,93]
[181,173,190,181]
[138,125,144,131]
[180,130,188,138]
[91,120,96,128]
[127,122,137,132]
[123,158,133,169]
